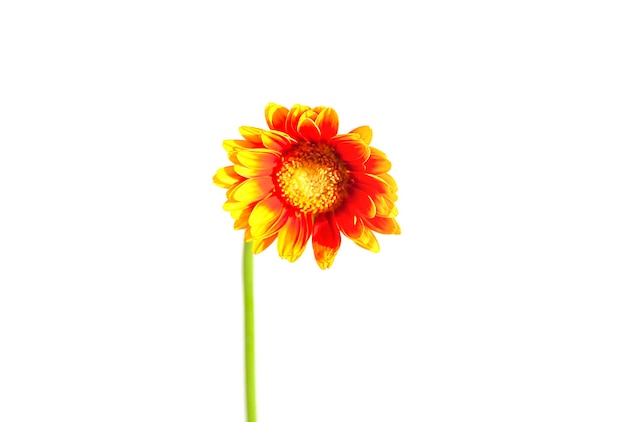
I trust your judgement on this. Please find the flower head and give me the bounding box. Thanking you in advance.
[213,103,400,269]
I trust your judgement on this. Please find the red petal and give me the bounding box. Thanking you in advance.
[334,138,370,165]
[312,213,341,269]
[334,204,364,240]
[352,172,392,196]
[349,188,376,219]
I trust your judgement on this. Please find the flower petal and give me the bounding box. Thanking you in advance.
[277,213,312,262]
[334,204,364,240]
[252,233,278,254]
[261,130,293,152]
[349,126,373,145]
[213,166,243,188]
[364,148,392,174]
[230,176,274,203]
[249,196,289,239]
[333,137,370,165]
[235,149,280,169]
[223,198,250,212]
[239,126,264,145]
[297,117,322,142]
[312,213,341,270]
[349,187,376,219]
[315,107,339,139]
[286,104,311,140]
[364,216,401,235]
[352,227,380,252]
[353,172,392,196]
[265,103,288,131]
[223,139,258,153]
[233,205,254,230]
[371,194,398,218]
[233,164,274,178]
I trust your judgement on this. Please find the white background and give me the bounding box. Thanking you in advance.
[1,1,625,421]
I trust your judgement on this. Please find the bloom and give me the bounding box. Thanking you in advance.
[213,103,400,269]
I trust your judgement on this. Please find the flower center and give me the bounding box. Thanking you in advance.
[275,142,348,214]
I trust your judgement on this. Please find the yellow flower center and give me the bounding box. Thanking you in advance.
[275,142,348,214]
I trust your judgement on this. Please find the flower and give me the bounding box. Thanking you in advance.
[213,103,400,269]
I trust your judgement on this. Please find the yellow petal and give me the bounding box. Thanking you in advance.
[352,227,380,252]
[230,176,274,203]
[277,214,312,262]
[235,149,280,169]
[249,196,288,239]
[349,126,373,145]
[213,166,242,188]
[239,126,264,145]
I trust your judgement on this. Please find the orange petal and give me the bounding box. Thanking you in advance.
[379,173,398,193]
[261,130,293,152]
[297,117,322,142]
[233,205,254,230]
[249,196,289,239]
[364,216,401,235]
[349,187,376,219]
[238,126,264,145]
[235,149,280,169]
[349,126,373,145]
[372,194,398,218]
[364,150,392,174]
[213,166,243,188]
[312,213,341,270]
[230,176,274,203]
[286,104,311,140]
[252,233,278,254]
[315,107,339,139]
[352,227,380,252]
[277,213,312,262]
[265,103,288,131]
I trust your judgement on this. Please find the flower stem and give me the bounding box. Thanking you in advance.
[243,240,256,422]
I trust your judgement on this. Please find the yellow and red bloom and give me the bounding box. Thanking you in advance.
[213,103,400,269]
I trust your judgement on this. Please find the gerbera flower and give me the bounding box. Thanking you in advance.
[213,103,400,269]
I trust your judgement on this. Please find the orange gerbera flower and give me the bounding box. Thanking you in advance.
[213,103,400,269]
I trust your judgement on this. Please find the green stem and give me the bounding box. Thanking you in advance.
[243,240,256,422]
